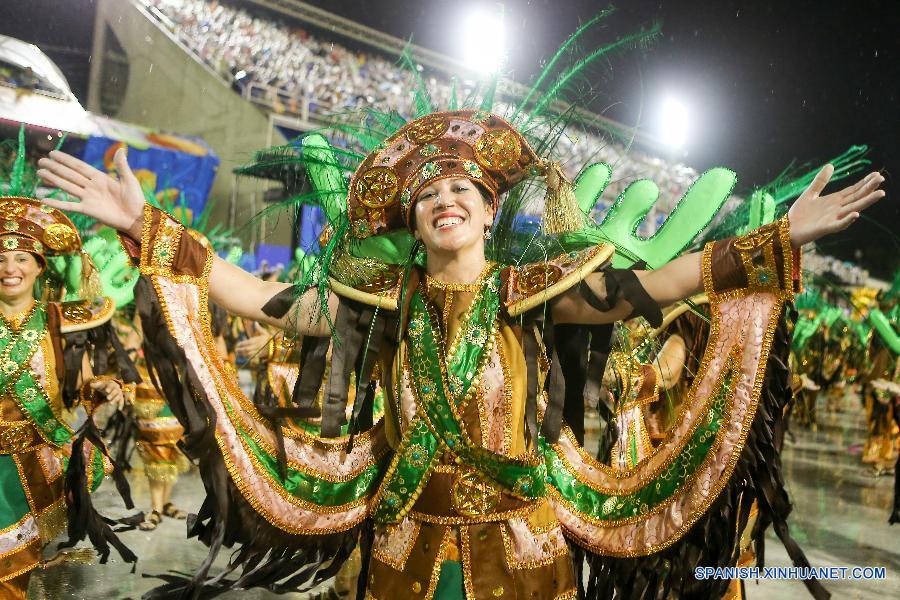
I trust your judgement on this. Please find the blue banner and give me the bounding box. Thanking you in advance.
[80,136,219,216]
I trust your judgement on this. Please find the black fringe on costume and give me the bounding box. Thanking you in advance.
[134,278,364,599]
[576,306,831,600]
[59,417,139,568]
[58,315,142,568]
[102,403,138,472]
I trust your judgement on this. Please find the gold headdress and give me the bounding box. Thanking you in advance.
[0,196,101,300]
[346,109,580,238]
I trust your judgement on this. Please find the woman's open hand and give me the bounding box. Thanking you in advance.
[787,165,886,248]
[37,148,146,239]
[90,378,126,411]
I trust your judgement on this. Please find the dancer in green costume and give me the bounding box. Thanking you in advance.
[37,20,887,600]
[0,195,137,597]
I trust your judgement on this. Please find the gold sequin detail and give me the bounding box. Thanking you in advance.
[515,262,563,295]
[356,167,400,209]
[43,223,78,252]
[474,129,521,170]
[0,422,32,453]
[405,115,449,144]
[61,303,92,324]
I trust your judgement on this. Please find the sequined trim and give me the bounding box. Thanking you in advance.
[506,244,614,317]
[555,289,784,556]
[0,515,38,559]
[372,518,421,571]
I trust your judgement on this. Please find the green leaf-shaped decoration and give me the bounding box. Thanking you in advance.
[588,167,737,268]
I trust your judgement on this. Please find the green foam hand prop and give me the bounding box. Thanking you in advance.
[822,306,843,330]
[301,134,415,265]
[575,162,613,213]
[301,134,348,225]
[52,230,138,307]
[869,309,900,355]
[295,247,318,277]
[224,245,243,265]
[792,312,824,353]
[848,320,872,348]
[741,190,776,235]
[579,166,737,268]
[84,234,139,307]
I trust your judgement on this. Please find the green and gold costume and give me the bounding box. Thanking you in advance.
[0,195,134,597]
[122,102,816,597]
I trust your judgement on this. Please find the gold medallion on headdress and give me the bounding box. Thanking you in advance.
[346,110,541,239]
[0,196,83,259]
[44,223,79,252]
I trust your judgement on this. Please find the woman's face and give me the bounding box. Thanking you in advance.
[0,251,41,302]
[412,177,494,255]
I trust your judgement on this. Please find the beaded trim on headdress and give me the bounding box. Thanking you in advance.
[0,196,82,261]
[347,110,542,238]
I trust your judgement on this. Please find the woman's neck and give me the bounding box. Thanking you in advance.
[425,244,487,284]
[0,294,35,319]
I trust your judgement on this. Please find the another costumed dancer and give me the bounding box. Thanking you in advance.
[37,34,886,600]
[0,173,139,596]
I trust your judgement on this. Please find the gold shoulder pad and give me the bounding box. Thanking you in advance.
[505,244,614,317]
[59,297,116,334]
[327,276,400,311]
[652,293,710,338]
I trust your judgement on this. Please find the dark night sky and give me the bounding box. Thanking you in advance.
[2,0,899,278]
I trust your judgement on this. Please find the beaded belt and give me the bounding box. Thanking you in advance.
[410,469,535,524]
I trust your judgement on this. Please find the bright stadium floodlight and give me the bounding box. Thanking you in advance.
[659,95,689,149]
[461,4,506,75]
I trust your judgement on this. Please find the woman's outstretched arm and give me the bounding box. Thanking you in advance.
[554,165,886,325]
[37,148,336,336]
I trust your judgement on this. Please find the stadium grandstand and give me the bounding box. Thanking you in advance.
[82,0,872,284]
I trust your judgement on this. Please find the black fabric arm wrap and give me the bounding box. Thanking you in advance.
[597,268,663,328]
[261,286,297,319]
[59,321,142,571]
[536,267,659,444]
[320,297,392,440]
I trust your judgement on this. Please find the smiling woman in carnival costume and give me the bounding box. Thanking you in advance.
[37,17,887,600]
[0,137,139,598]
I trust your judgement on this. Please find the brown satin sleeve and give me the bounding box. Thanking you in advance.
[709,237,749,293]
[705,215,800,300]
[117,231,141,266]
[171,230,209,277]
[129,205,209,278]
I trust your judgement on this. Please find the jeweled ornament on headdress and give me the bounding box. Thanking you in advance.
[346,110,541,239]
[0,196,82,260]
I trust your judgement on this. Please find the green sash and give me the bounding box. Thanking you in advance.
[0,304,72,448]
[372,270,546,524]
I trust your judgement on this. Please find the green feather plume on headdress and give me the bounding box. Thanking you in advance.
[0,125,140,306]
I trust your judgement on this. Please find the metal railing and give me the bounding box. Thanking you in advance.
[136,0,668,149]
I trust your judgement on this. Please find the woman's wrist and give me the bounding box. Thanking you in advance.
[786,211,806,249]
[127,211,145,241]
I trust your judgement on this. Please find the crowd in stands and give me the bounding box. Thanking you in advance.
[144,0,705,225]
[138,0,873,276]
[803,251,871,287]
[146,0,455,115]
